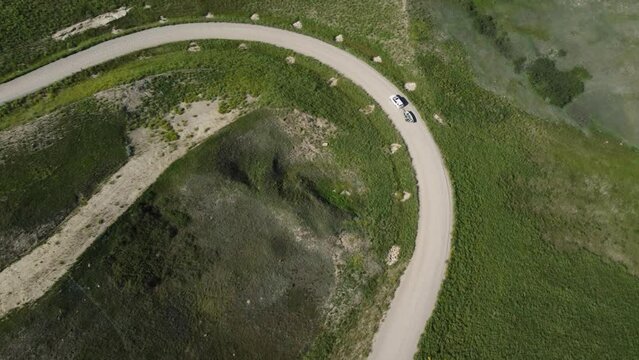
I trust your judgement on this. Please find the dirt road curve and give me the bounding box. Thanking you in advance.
[0,23,453,360]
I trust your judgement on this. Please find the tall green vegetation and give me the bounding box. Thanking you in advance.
[462,0,513,60]
[527,58,590,107]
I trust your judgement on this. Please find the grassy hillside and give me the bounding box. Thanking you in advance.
[0,100,128,269]
[0,42,417,359]
[414,0,639,145]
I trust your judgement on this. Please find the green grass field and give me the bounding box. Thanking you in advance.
[0,41,417,359]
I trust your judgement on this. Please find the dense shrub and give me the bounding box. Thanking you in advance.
[526,57,590,107]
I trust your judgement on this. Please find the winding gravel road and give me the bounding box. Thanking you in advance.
[0,23,453,360]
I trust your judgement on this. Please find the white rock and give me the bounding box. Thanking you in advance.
[390,143,402,154]
[359,104,376,114]
[400,191,412,202]
[111,27,123,35]
[286,56,296,64]
[373,56,383,63]
[404,82,417,91]
[292,20,303,29]
[250,13,260,21]
[386,245,401,266]
[433,113,445,124]
[328,77,339,87]
[238,43,248,50]
[159,16,168,24]
[188,42,201,52]
[205,12,214,19]
[143,4,152,9]
[335,34,344,43]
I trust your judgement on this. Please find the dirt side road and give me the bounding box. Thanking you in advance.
[0,24,454,360]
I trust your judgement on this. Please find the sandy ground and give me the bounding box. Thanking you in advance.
[0,24,454,360]
[52,7,131,41]
[0,100,237,316]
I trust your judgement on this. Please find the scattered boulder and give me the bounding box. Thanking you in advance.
[322,142,329,147]
[159,16,168,24]
[335,34,344,43]
[404,82,417,91]
[111,27,123,35]
[372,56,383,63]
[205,12,214,19]
[386,245,401,266]
[400,191,412,202]
[340,190,351,197]
[285,56,296,64]
[359,104,375,115]
[250,13,260,21]
[238,43,248,50]
[390,143,402,154]
[328,77,339,87]
[433,113,445,125]
[188,42,201,52]
[292,20,303,29]
[143,4,151,9]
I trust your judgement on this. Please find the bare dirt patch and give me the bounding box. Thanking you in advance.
[95,78,153,112]
[52,7,131,41]
[0,113,62,155]
[278,109,336,163]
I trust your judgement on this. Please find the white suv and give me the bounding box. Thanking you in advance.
[389,95,407,109]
